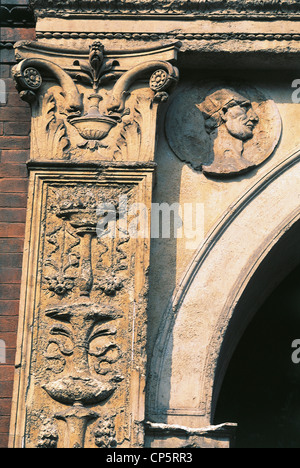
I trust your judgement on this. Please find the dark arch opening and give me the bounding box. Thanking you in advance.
[214,262,300,448]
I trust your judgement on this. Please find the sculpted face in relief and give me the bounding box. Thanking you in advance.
[197,88,260,175]
[165,82,282,177]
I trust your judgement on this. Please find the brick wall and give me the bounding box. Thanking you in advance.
[0,9,35,447]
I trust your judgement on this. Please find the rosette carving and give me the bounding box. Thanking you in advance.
[12,58,83,113]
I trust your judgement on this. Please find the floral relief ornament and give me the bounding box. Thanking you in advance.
[94,272,124,296]
[41,303,124,448]
[44,185,131,297]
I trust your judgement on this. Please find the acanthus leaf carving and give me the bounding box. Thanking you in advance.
[72,41,121,92]
[30,91,72,160]
[42,93,71,159]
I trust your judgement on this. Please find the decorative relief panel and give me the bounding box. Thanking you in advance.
[14,173,153,448]
[165,82,282,177]
[43,184,132,298]
[30,86,162,163]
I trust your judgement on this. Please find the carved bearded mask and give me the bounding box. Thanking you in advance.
[198,88,259,142]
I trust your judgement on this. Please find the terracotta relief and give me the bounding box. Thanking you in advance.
[94,415,117,448]
[21,181,144,448]
[29,0,300,19]
[165,82,282,177]
[43,302,122,448]
[10,40,178,448]
[37,418,59,449]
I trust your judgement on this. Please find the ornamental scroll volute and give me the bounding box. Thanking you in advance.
[9,41,179,448]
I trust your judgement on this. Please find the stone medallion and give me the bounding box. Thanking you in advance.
[165,81,282,177]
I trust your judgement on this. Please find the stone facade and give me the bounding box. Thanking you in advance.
[1,0,300,448]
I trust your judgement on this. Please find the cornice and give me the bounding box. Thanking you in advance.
[29,0,300,20]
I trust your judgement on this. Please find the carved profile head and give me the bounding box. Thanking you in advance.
[197,88,259,142]
[166,82,282,177]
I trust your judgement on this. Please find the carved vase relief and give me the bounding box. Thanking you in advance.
[26,183,137,448]
[165,82,282,177]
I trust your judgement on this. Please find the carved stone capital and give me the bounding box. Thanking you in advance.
[13,41,180,163]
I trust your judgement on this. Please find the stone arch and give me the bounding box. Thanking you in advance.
[208,212,300,423]
[147,149,300,429]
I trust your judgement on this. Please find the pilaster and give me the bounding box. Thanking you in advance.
[8,38,179,448]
